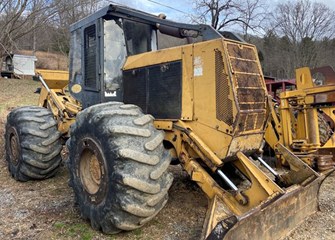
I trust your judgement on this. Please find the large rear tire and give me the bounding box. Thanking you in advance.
[68,102,173,233]
[5,106,62,181]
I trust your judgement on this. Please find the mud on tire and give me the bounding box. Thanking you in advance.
[318,112,332,146]
[68,102,173,233]
[5,106,62,181]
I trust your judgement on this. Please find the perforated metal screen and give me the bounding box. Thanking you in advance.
[216,42,267,133]
[84,24,97,89]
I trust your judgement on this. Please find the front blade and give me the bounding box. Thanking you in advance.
[205,174,328,240]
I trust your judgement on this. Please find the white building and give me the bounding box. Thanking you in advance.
[12,54,38,76]
[2,54,37,77]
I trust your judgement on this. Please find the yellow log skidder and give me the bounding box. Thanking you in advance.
[4,4,335,239]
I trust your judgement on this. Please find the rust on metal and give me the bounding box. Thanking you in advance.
[207,169,335,239]
[275,143,319,186]
[317,155,335,171]
[211,176,324,240]
[78,138,106,203]
[8,127,20,166]
[80,148,102,195]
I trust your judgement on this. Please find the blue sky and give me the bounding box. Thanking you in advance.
[109,0,335,24]
[109,0,196,22]
[318,0,335,8]
[106,0,335,37]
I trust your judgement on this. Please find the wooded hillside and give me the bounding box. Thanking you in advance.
[1,0,334,79]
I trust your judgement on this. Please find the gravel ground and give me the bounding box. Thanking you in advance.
[284,172,335,240]
[1,78,335,240]
[0,162,207,240]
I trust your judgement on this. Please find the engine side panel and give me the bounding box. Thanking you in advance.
[123,61,182,119]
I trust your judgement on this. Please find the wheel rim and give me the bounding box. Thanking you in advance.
[78,138,107,203]
[8,127,20,166]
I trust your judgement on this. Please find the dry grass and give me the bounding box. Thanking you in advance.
[0,78,40,162]
[0,78,40,113]
[18,50,68,71]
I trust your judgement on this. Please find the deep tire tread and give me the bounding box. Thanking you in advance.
[148,173,173,207]
[5,106,62,181]
[140,198,168,225]
[122,175,161,194]
[68,102,173,233]
[109,125,151,137]
[133,114,153,126]
[121,203,156,217]
[40,121,58,130]
[150,152,171,180]
[118,148,159,165]
[144,132,165,151]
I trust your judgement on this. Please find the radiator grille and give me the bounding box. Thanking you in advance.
[225,42,267,133]
[215,50,233,125]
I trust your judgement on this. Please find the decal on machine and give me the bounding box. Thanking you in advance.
[194,56,203,77]
[105,90,117,97]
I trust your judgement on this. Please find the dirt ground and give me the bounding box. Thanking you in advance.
[0,78,335,240]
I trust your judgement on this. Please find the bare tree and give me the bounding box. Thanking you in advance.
[274,0,335,44]
[0,0,59,58]
[193,0,268,36]
[237,0,268,38]
[50,0,103,55]
[268,0,335,77]
[0,0,104,70]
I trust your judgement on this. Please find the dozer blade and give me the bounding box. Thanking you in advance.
[204,171,333,240]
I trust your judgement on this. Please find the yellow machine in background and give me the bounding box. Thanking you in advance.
[265,67,335,171]
[4,4,335,240]
[35,69,81,135]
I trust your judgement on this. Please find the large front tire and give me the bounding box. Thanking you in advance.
[68,102,173,233]
[5,106,62,181]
